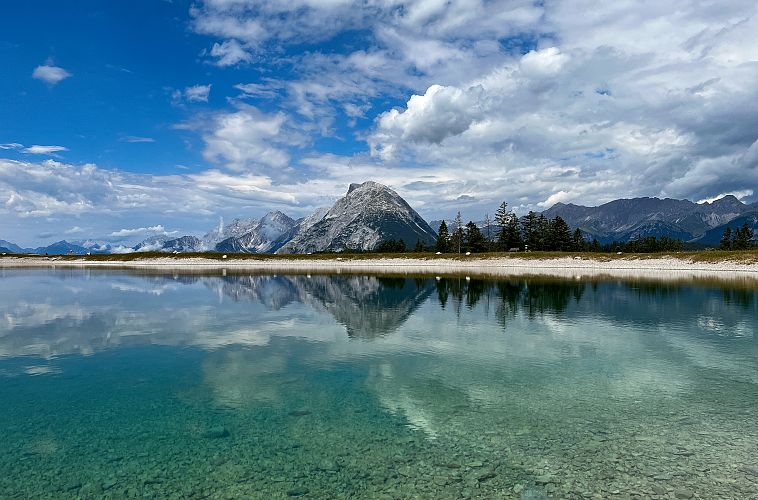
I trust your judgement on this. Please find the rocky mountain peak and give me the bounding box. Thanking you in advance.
[277,180,436,253]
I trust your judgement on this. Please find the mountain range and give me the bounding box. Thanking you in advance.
[0,239,112,256]
[543,195,758,245]
[2,184,756,254]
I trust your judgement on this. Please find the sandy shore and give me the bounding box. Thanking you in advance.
[2,255,757,283]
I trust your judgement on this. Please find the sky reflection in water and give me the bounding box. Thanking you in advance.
[0,269,756,498]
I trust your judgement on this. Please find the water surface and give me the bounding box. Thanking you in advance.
[1,269,757,499]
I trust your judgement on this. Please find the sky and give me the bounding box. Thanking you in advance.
[1,0,758,247]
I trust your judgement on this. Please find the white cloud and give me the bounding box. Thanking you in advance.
[24,145,68,155]
[185,0,758,210]
[32,62,72,85]
[184,84,212,102]
[0,157,345,244]
[64,226,86,235]
[234,82,279,99]
[518,47,569,77]
[121,136,155,143]
[0,143,23,150]
[209,40,252,66]
[110,225,170,237]
[4,0,758,246]
[201,105,291,172]
[697,190,754,204]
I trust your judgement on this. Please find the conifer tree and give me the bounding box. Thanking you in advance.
[520,211,540,251]
[435,220,450,252]
[733,223,754,250]
[548,216,572,251]
[720,227,733,250]
[572,228,585,251]
[536,214,550,250]
[483,213,493,248]
[450,212,464,253]
[494,202,509,250]
[414,239,424,252]
[464,221,487,252]
[500,212,522,250]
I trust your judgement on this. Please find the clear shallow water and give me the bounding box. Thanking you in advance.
[0,270,757,499]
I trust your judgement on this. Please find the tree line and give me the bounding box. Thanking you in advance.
[376,203,754,254]
[719,224,755,250]
[430,202,686,253]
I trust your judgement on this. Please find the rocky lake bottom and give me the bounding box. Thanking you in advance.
[0,269,756,499]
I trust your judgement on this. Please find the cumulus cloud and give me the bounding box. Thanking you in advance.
[4,0,758,246]
[185,0,758,210]
[32,62,72,85]
[201,105,292,172]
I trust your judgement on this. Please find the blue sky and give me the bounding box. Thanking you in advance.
[2,0,758,247]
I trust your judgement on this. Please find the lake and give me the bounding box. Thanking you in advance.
[0,269,756,499]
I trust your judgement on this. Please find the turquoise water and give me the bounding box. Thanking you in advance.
[1,270,757,499]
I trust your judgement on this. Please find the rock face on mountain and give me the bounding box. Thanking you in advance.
[133,235,173,252]
[277,181,437,253]
[543,195,756,243]
[161,236,203,253]
[696,212,758,246]
[215,211,297,254]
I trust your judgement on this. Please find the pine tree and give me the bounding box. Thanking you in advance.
[536,214,550,250]
[548,216,572,251]
[414,239,424,252]
[483,212,493,248]
[464,221,487,252]
[494,202,509,250]
[744,223,755,247]
[733,223,754,250]
[435,221,450,252]
[450,212,464,253]
[572,228,585,251]
[501,213,522,250]
[520,211,540,251]
[720,227,733,250]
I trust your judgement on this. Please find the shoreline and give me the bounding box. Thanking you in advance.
[2,255,757,283]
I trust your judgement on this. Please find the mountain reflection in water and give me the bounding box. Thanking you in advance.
[1,269,757,498]
[0,270,755,361]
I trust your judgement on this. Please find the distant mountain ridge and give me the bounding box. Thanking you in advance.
[3,190,756,254]
[133,181,436,254]
[0,239,111,255]
[542,195,757,244]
